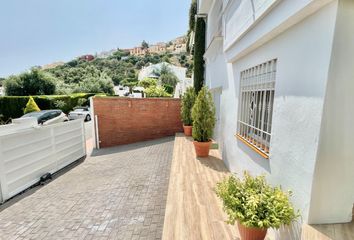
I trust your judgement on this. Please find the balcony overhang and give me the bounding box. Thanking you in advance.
[198,0,213,14]
[204,36,223,60]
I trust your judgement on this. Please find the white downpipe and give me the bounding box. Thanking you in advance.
[95,115,100,149]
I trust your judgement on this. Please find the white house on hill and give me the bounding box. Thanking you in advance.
[138,62,193,98]
[198,0,354,236]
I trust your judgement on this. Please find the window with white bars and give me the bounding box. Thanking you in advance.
[237,59,277,158]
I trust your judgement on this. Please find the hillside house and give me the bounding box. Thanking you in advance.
[149,43,167,54]
[79,55,95,61]
[129,47,148,56]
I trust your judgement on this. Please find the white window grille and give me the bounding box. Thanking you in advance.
[237,59,277,158]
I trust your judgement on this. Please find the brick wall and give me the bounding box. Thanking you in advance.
[93,97,183,148]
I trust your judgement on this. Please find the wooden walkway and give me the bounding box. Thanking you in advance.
[162,133,354,240]
[162,133,237,240]
[302,209,354,240]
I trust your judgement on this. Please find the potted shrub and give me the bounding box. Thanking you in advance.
[181,87,196,136]
[216,172,299,240]
[191,87,216,157]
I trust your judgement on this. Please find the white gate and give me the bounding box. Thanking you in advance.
[0,120,86,202]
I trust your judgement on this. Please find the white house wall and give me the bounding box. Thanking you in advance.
[309,0,354,224]
[206,0,223,46]
[224,0,334,62]
[213,1,338,227]
[205,40,228,148]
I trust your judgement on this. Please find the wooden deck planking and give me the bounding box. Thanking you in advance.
[302,209,354,240]
[163,133,354,240]
[162,133,237,240]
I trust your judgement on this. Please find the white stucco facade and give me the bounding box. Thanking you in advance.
[199,0,354,236]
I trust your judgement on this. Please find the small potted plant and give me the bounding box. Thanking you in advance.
[181,87,196,136]
[191,87,216,157]
[216,172,299,240]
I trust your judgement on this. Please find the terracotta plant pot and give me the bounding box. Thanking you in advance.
[193,141,211,157]
[237,222,267,240]
[183,125,192,136]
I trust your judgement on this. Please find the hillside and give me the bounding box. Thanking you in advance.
[3,37,193,96]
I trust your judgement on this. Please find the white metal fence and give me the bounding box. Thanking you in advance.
[0,120,86,202]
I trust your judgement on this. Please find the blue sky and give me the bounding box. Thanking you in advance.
[0,0,190,77]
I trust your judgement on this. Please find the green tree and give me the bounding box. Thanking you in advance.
[120,78,138,93]
[135,60,146,69]
[153,64,179,89]
[141,40,149,49]
[144,86,171,98]
[193,17,206,93]
[138,78,157,89]
[162,55,171,63]
[24,96,41,114]
[160,73,178,89]
[163,84,174,95]
[73,72,114,95]
[4,69,56,96]
[191,87,215,142]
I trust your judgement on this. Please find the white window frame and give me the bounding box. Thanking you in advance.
[236,59,277,158]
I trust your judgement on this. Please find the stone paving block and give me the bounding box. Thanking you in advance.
[0,137,174,240]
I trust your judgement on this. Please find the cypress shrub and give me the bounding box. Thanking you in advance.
[192,87,216,142]
[24,96,41,114]
[181,87,196,126]
[187,0,197,54]
[193,17,206,93]
[189,0,197,32]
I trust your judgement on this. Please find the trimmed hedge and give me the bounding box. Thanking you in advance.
[0,93,95,121]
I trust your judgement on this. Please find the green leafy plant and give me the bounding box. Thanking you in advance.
[76,98,87,107]
[120,78,138,93]
[54,100,66,109]
[138,78,157,89]
[5,68,56,96]
[181,87,196,126]
[153,64,179,89]
[24,96,40,114]
[215,172,299,229]
[191,87,215,142]
[144,86,171,98]
[163,84,174,95]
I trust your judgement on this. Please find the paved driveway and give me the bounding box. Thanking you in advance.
[0,137,174,240]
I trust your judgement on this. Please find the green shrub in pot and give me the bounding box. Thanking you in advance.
[215,172,299,239]
[191,87,216,157]
[181,87,196,136]
[191,86,215,142]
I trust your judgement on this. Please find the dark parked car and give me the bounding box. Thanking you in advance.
[21,110,69,125]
